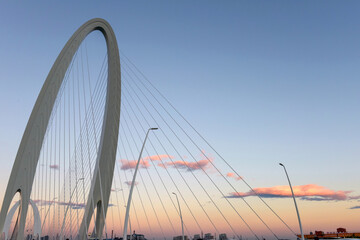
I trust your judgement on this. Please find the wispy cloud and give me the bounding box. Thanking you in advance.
[119,154,173,170]
[33,199,115,209]
[57,201,86,209]
[120,159,150,170]
[33,199,57,206]
[164,159,212,171]
[124,181,139,186]
[143,155,174,161]
[119,151,215,172]
[50,164,59,170]
[111,188,122,192]
[227,184,360,201]
[160,150,214,171]
[34,199,85,209]
[226,172,242,180]
[349,206,360,209]
[157,163,167,169]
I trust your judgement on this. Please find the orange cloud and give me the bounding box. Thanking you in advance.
[160,150,214,171]
[157,163,167,169]
[164,159,212,171]
[226,172,242,180]
[227,172,234,177]
[143,154,174,161]
[228,184,360,201]
[119,159,150,170]
[200,150,214,162]
[119,154,175,170]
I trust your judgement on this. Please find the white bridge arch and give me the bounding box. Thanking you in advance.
[3,199,41,240]
[0,18,121,240]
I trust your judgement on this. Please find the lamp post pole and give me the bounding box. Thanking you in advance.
[172,192,184,240]
[279,163,304,240]
[60,177,84,239]
[123,128,158,240]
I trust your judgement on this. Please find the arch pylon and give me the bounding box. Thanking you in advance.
[3,199,41,240]
[0,18,121,240]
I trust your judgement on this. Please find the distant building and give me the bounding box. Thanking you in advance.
[219,233,228,240]
[194,234,202,240]
[116,232,147,240]
[204,233,214,240]
[173,236,189,240]
[132,234,146,240]
[299,228,360,239]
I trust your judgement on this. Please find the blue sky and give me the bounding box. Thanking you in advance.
[0,0,360,233]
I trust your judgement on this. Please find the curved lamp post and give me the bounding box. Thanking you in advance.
[279,163,304,240]
[172,192,185,240]
[123,128,158,240]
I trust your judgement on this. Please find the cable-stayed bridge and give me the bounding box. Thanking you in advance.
[0,19,297,240]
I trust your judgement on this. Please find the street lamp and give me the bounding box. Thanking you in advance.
[60,177,85,239]
[172,192,184,240]
[123,127,158,240]
[279,163,304,240]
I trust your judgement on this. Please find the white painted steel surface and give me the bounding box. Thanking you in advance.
[0,18,121,240]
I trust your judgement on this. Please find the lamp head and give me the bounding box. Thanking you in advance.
[150,128,158,131]
[172,192,176,195]
[279,163,284,167]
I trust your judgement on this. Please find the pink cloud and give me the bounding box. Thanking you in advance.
[159,150,214,171]
[228,184,360,201]
[50,164,59,170]
[124,181,139,186]
[120,159,150,170]
[157,163,167,169]
[143,154,174,161]
[165,159,212,171]
[227,172,234,177]
[226,172,242,180]
[200,150,212,160]
[119,155,174,170]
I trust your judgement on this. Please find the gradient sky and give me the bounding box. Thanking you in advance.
[0,1,360,237]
